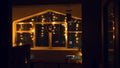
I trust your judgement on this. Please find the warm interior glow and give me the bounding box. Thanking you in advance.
[12,9,82,50]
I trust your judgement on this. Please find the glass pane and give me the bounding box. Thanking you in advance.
[16,24,33,31]
[68,20,82,31]
[35,24,49,47]
[16,33,33,47]
[68,33,82,48]
[52,24,65,47]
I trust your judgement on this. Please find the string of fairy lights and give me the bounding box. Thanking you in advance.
[15,11,82,48]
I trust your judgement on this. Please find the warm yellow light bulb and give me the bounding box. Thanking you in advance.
[75,34,78,37]
[113,35,115,39]
[19,42,23,46]
[31,19,34,21]
[52,22,56,25]
[76,24,79,27]
[76,37,79,40]
[113,27,115,30]
[31,29,34,32]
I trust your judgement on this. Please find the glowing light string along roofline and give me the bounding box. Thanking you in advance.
[13,9,82,23]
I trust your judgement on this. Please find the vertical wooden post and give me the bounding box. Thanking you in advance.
[49,32,52,48]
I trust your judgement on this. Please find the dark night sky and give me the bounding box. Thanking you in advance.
[12,0,82,5]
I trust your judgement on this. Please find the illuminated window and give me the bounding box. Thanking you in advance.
[12,9,82,50]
